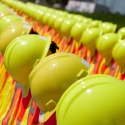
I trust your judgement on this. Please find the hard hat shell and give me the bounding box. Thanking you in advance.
[96,33,120,59]
[117,27,125,39]
[53,16,65,32]
[70,22,89,42]
[112,39,125,73]
[0,15,23,33]
[29,52,94,122]
[88,20,102,28]
[99,22,117,34]
[0,21,32,55]
[41,9,55,25]
[82,17,92,24]
[54,10,68,17]
[73,14,84,22]
[60,18,75,39]
[41,12,51,25]
[4,34,51,87]
[0,10,11,19]
[48,14,57,28]
[80,28,102,55]
[56,74,125,125]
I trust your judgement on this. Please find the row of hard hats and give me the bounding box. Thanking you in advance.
[1,0,117,35]
[2,19,125,125]
[1,1,125,75]
[56,74,125,125]
[3,31,125,125]
[1,1,125,125]
[0,8,125,75]
[0,1,93,122]
[1,14,125,125]
[0,16,94,123]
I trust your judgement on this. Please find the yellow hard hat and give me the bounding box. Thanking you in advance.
[0,15,23,33]
[0,6,12,19]
[53,16,65,32]
[72,14,84,22]
[29,52,94,122]
[42,11,55,25]
[4,34,51,97]
[80,27,102,56]
[82,17,92,24]
[54,10,68,17]
[117,27,125,39]
[96,33,121,64]
[112,39,125,74]
[60,18,75,40]
[88,20,102,28]
[56,74,125,125]
[70,21,89,42]
[99,22,117,34]
[48,14,58,28]
[0,21,32,55]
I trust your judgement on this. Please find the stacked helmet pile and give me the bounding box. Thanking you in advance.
[0,0,125,125]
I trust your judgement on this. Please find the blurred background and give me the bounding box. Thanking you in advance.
[20,0,125,29]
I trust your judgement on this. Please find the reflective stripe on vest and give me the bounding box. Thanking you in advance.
[27,99,40,125]
[16,90,32,124]
[2,82,22,125]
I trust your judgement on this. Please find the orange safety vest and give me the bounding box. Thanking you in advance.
[0,53,3,63]
[120,73,125,80]
[92,53,100,74]
[0,75,16,123]
[39,112,57,125]
[77,45,87,59]
[52,33,61,44]
[0,64,7,93]
[41,25,50,36]
[45,28,56,39]
[27,99,40,125]
[2,82,22,125]
[108,62,120,77]
[58,37,69,52]
[66,38,75,53]
[16,90,32,124]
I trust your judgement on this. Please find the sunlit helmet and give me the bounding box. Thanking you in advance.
[117,27,125,39]
[88,20,102,28]
[99,22,117,34]
[60,18,75,40]
[41,11,54,25]
[4,34,51,96]
[29,52,94,122]
[70,21,89,43]
[96,33,121,64]
[48,14,58,28]
[0,21,32,55]
[56,74,125,125]
[53,16,65,33]
[72,14,84,22]
[0,15,23,33]
[0,8,12,19]
[112,39,125,74]
[80,27,102,55]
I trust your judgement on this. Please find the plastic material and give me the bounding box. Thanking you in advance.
[0,15,23,33]
[80,28,102,55]
[96,33,121,64]
[4,34,51,96]
[99,22,117,34]
[57,74,125,125]
[0,21,32,55]
[112,39,125,74]
[29,52,94,122]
